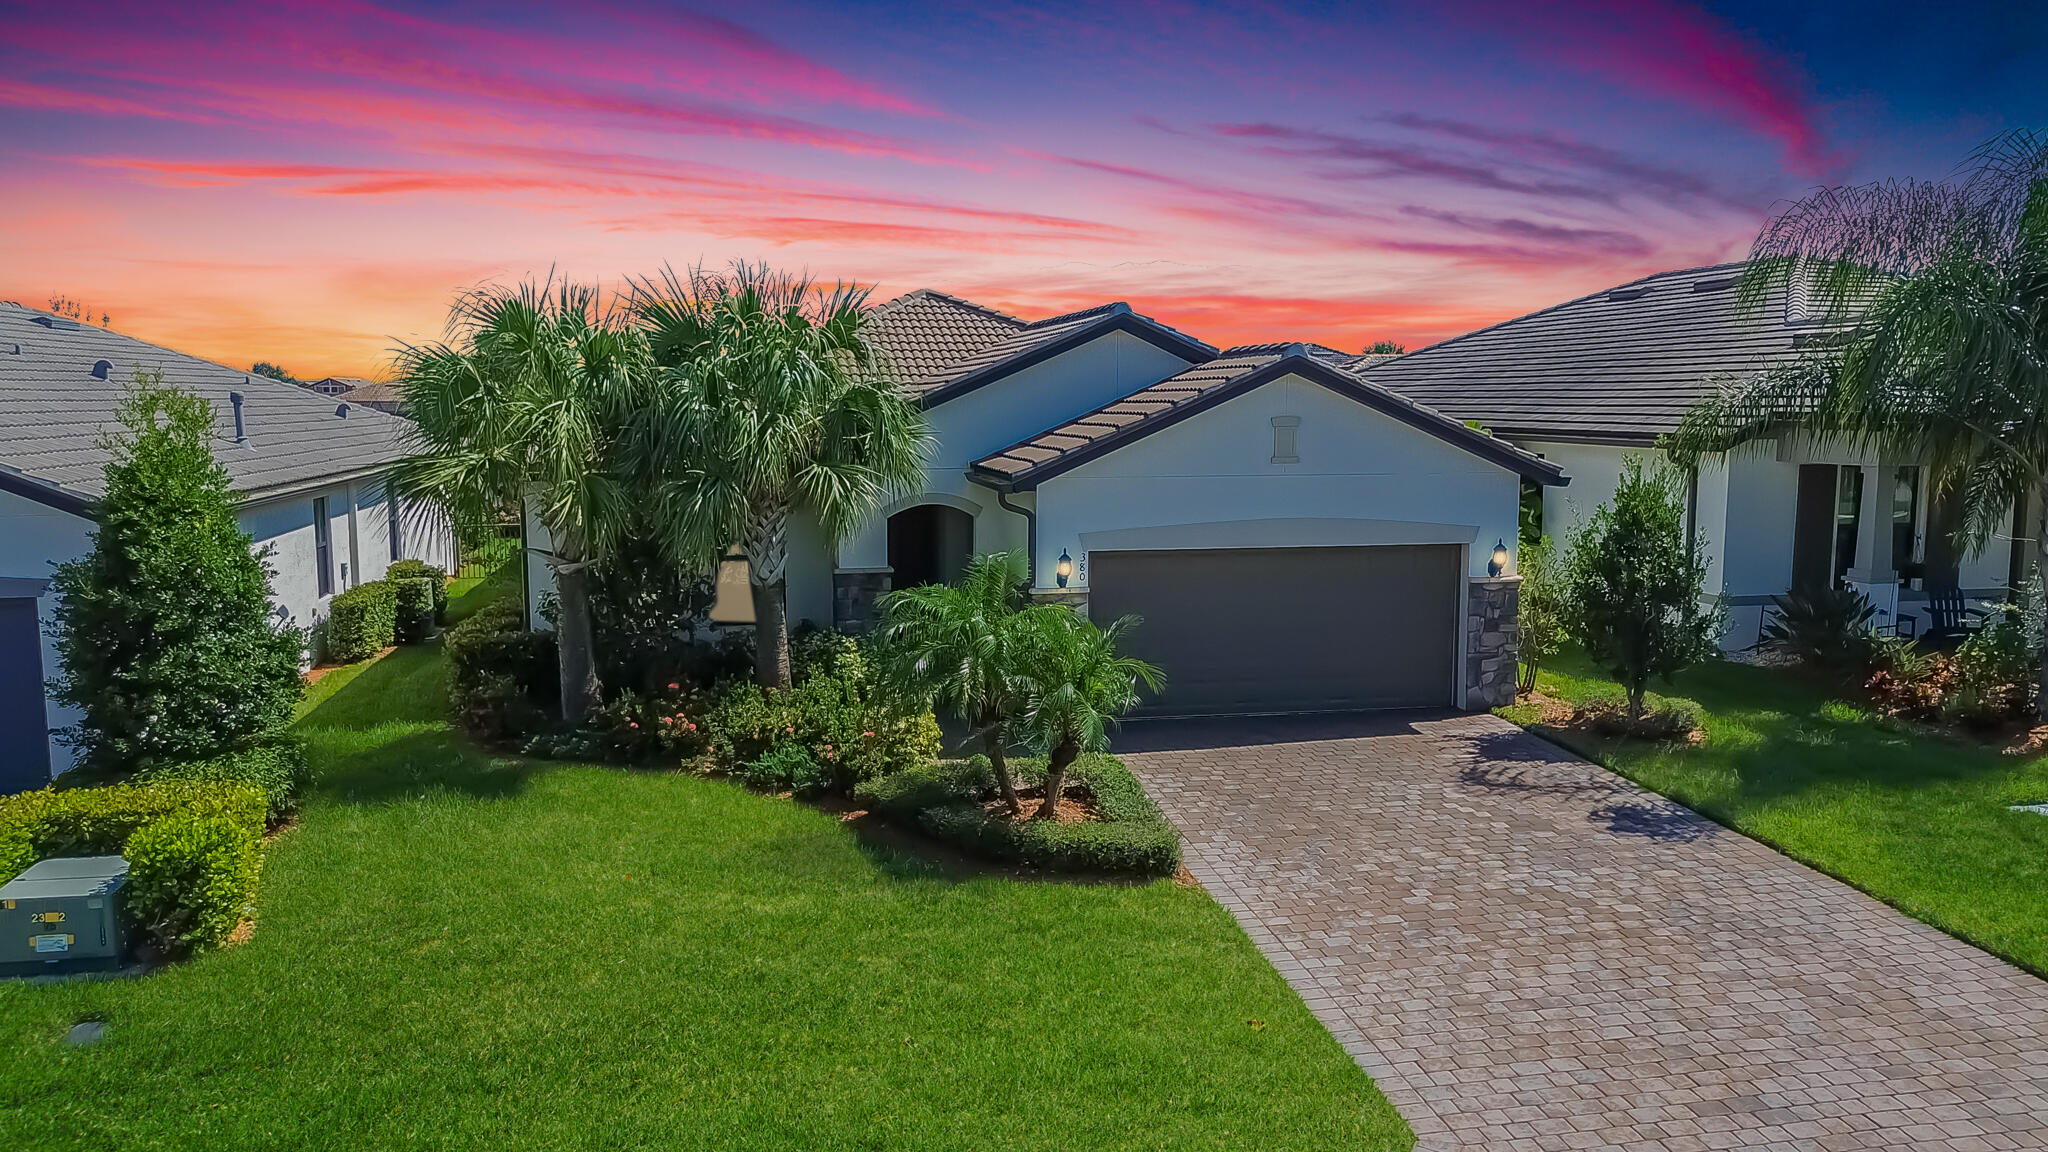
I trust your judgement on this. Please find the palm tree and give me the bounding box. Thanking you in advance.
[1012,609,1163,820]
[630,262,928,688]
[1668,130,2048,716]
[878,551,1033,814]
[392,278,649,723]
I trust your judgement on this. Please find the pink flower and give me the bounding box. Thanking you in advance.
[628,722,638,729]
[667,682,679,692]
[686,723,696,732]
[862,731,875,738]
[785,726,795,733]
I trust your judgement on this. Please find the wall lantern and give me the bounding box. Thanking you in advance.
[1055,548,1074,589]
[1487,539,1510,578]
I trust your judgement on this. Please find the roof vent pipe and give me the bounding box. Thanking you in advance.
[229,391,247,443]
[335,402,349,419]
[90,359,112,379]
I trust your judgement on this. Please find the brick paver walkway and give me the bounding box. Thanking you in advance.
[1119,712,2048,1151]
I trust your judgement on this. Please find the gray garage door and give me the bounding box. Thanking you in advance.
[1088,545,1459,715]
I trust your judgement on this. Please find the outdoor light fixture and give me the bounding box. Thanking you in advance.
[1055,548,1073,588]
[1487,539,1510,577]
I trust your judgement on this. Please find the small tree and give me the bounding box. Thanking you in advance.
[1012,609,1162,820]
[878,551,1032,814]
[249,361,297,384]
[1562,457,1724,720]
[1515,535,1571,695]
[51,372,306,774]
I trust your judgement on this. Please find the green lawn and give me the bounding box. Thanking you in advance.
[1503,650,2048,975]
[0,595,1405,1149]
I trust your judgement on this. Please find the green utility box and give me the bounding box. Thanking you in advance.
[1,856,128,977]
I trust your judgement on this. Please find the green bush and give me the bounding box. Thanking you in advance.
[446,597,558,739]
[48,372,306,775]
[327,580,397,662]
[385,559,448,622]
[522,685,710,764]
[391,577,437,644]
[124,809,263,952]
[130,737,311,823]
[0,780,267,953]
[735,743,835,797]
[1946,615,2037,726]
[862,754,1180,876]
[1763,585,1878,671]
[705,672,940,795]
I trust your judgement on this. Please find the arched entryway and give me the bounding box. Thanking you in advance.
[887,503,974,589]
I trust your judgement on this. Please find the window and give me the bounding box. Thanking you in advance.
[387,492,404,562]
[1890,465,1921,575]
[313,497,334,597]
[1832,465,1862,584]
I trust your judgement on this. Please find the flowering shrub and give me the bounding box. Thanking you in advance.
[704,636,939,795]
[523,682,710,763]
[1867,615,2036,728]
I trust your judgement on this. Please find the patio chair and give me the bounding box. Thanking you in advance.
[1922,588,1987,645]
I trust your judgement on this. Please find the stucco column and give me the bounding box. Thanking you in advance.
[1845,463,1895,586]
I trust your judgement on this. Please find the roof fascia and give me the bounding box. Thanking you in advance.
[916,312,1213,411]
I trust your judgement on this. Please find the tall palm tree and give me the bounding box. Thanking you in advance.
[630,262,928,688]
[1668,130,2048,715]
[878,550,1033,814]
[392,278,650,723]
[1012,609,1162,820]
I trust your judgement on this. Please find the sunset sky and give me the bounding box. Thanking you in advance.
[3,0,2042,378]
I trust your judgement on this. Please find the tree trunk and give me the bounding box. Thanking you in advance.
[980,721,1020,816]
[1625,681,1646,723]
[751,579,792,689]
[742,499,793,690]
[2035,485,2048,722]
[553,561,603,725]
[1034,740,1079,820]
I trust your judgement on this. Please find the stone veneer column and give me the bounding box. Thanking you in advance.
[833,568,891,633]
[1464,575,1521,710]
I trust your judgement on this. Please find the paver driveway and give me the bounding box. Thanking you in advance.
[1119,712,2048,1151]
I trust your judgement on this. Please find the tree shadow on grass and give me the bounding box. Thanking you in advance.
[807,798,1162,889]
[295,641,546,806]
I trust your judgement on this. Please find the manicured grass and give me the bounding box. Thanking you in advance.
[1503,650,2048,975]
[0,621,1405,1149]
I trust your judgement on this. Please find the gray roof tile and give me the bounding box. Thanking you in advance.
[1359,262,1850,441]
[863,290,1214,400]
[0,303,413,509]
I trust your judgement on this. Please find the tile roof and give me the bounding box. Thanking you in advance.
[0,303,414,512]
[1358,262,1852,441]
[971,345,1563,488]
[863,290,1215,402]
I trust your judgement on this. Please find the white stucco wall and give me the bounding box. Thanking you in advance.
[837,331,1198,575]
[3,472,452,783]
[1032,372,1527,589]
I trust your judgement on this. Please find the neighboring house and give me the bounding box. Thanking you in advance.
[1361,263,2023,648]
[0,303,455,789]
[304,376,405,415]
[527,291,1566,717]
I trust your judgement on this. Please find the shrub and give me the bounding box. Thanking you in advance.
[735,743,835,798]
[391,576,437,644]
[1763,585,1877,671]
[1946,616,2036,726]
[124,809,263,952]
[49,371,306,775]
[908,754,1180,876]
[385,559,448,622]
[130,737,311,823]
[446,597,558,739]
[704,673,940,795]
[853,756,993,817]
[522,685,710,764]
[1563,457,1725,719]
[0,780,267,954]
[327,580,397,662]
[585,535,718,694]
[1516,535,1572,695]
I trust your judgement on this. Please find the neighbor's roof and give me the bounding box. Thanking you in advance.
[969,344,1566,490]
[1359,263,1851,442]
[864,290,1215,405]
[305,375,379,391]
[0,303,413,516]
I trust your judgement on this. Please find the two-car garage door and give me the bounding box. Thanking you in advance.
[1087,545,1460,716]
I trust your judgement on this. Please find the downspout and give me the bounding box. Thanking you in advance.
[994,487,1037,588]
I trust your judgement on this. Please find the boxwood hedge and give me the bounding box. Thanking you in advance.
[855,753,1180,876]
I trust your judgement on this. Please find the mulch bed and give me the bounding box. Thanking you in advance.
[1519,691,1705,745]
[980,788,1099,825]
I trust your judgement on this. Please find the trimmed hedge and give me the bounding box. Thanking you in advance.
[129,737,311,823]
[445,596,557,739]
[0,780,267,953]
[854,754,1180,876]
[385,559,448,622]
[327,580,397,662]
[391,576,437,644]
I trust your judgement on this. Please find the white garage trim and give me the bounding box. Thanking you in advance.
[1079,516,1479,554]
